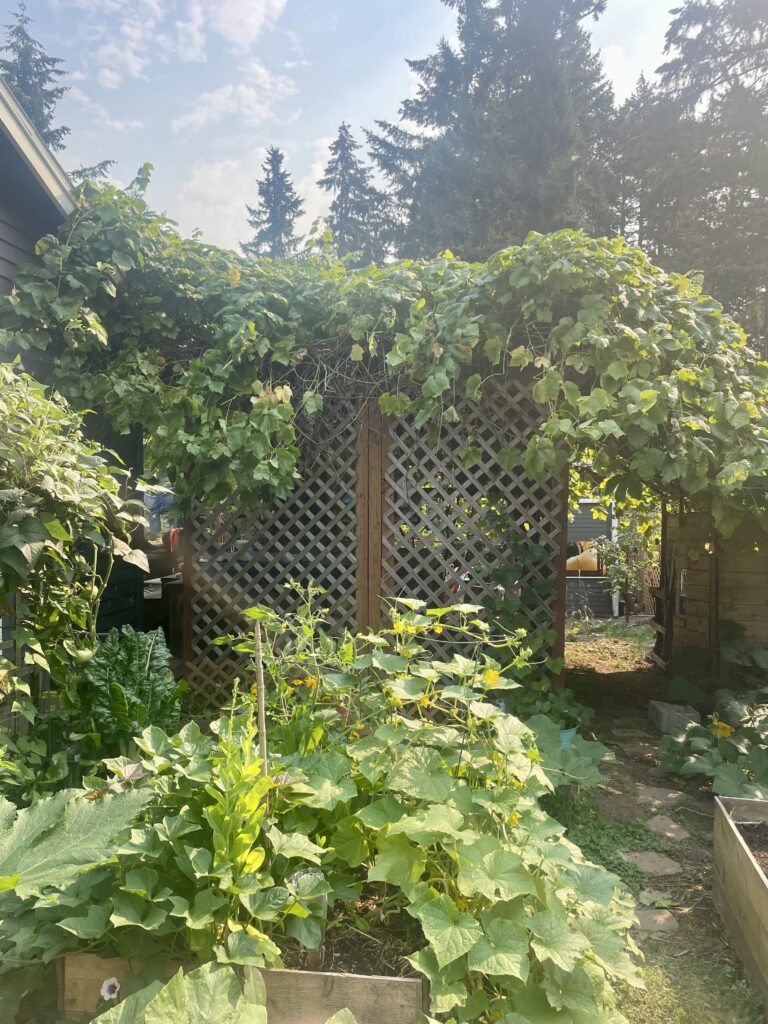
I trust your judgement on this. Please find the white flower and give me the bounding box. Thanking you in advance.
[100,977,121,1001]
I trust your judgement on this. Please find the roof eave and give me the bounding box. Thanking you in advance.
[0,78,75,216]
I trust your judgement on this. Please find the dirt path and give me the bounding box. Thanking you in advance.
[566,627,763,1024]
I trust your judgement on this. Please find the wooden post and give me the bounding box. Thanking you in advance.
[356,398,388,633]
[552,472,569,689]
[356,399,370,633]
[181,515,194,670]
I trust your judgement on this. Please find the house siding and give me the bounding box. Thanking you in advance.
[0,199,38,292]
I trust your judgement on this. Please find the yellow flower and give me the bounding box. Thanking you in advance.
[403,649,414,659]
[349,730,361,740]
[433,623,444,634]
[250,683,258,695]
[511,778,524,790]
[712,721,735,738]
[392,621,405,635]
[392,696,403,709]
[284,685,294,696]
[291,678,303,687]
[419,696,430,709]
[506,811,520,827]
[303,676,318,690]
[406,624,419,634]
[483,668,501,687]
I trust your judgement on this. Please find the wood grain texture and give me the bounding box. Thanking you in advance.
[59,955,427,1024]
[713,798,768,1022]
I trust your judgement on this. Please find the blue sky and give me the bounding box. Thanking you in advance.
[17,0,674,251]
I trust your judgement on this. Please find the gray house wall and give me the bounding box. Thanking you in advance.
[566,501,614,618]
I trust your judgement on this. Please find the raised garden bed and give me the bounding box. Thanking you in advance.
[59,954,428,1024]
[714,796,768,1020]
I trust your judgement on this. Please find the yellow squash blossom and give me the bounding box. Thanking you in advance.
[712,721,735,738]
[483,668,501,687]
[303,676,318,689]
[506,811,520,827]
[392,621,405,635]
[433,624,444,635]
[419,695,430,709]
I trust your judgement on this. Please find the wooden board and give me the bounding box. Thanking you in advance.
[59,955,427,1024]
[713,798,768,1022]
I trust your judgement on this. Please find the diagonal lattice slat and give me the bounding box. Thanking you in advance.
[185,399,360,709]
[185,376,566,711]
[380,376,563,634]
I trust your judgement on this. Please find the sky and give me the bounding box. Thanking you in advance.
[14,0,675,252]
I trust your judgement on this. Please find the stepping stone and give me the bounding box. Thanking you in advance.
[635,784,684,808]
[634,906,679,937]
[612,728,652,739]
[646,814,691,842]
[621,851,682,876]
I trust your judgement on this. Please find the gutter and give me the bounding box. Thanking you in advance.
[0,77,74,216]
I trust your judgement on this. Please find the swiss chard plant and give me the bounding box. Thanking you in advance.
[78,626,186,756]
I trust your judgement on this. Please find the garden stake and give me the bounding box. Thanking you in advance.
[254,620,268,777]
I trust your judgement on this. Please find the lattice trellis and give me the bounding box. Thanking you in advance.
[185,399,360,708]
[184,378,566,710]
[380,377,564,634]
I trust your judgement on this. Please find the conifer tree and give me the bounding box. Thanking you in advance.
[241,147,304,259]
[617,0,768,344]
[366,0,616,259]
[318,122,385,264]
[0,1,68,150]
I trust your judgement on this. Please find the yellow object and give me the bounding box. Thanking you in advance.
[566,548,599,572]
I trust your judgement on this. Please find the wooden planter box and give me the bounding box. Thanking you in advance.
[714,796,768,1020]
[59,953,428,1024]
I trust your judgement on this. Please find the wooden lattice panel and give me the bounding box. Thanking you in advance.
[380,377,564,634]
[185,400,359,709]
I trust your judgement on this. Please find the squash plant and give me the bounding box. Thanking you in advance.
[662,687,768,798]
[0,601,640,1023]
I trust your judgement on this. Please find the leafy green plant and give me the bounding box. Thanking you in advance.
[504,680,594,731]
[593,514,656,624]
[1,175,768,538]
[89,962,356,1024]
[0,598,642,1023]
[78,626,185,756]
[662,687,768,797]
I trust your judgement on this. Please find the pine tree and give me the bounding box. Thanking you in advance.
[241,147,304,259]
[318,123,386,264]
[618,0,768,344]
[0,1,68,150]
[366,0,617,260]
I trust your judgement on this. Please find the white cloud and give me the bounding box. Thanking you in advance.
[171,61,295,135]
[69,85,144,131]
[204,0,288,52]
[175,149,268,250]
[97,66,123,89]
[175,138,327,251]
[66,0,291,89]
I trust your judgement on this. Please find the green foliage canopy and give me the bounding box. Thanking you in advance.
[1,173,768,534]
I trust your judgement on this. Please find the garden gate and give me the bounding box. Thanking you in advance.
[183,378,568,709]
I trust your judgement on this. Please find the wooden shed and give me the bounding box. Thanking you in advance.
[653,506,768,669]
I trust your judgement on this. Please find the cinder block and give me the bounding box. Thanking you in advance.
[648,700,701,734]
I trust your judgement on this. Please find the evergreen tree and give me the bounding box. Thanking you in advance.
[318,122,386,263]
[241,147,304,259]
[0,1,68,150]
[366,0,617,259]
[617,0,768,344]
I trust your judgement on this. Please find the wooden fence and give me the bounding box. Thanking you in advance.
[183,378,568,709]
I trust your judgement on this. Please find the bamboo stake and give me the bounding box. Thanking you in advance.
[254,621,268,777]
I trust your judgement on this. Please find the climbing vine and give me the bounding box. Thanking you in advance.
[1,167,767,533]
